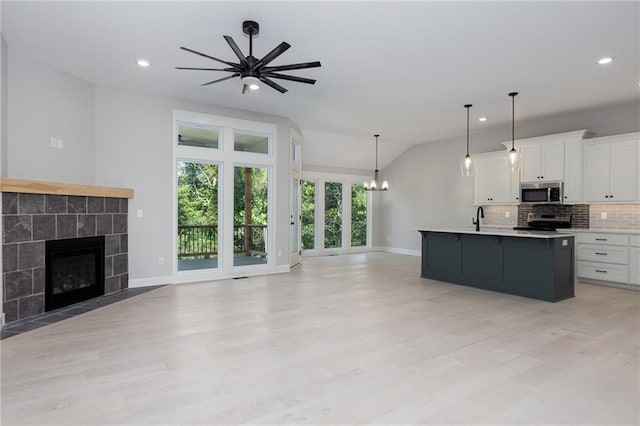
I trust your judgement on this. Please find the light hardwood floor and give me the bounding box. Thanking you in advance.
[1,252,639,425]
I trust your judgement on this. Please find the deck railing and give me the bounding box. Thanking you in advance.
[177,224,267,258]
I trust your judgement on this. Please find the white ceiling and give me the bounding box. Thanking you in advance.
[2,1,639,155]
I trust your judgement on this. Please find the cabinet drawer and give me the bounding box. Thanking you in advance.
[577,261,629,283]
[577,244,629,264]
[630,235,640,248]
[575,233,629,246]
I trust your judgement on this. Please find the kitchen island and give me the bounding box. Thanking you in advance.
[418,228,575,302]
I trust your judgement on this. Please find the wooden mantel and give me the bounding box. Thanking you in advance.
[0,178,134,199]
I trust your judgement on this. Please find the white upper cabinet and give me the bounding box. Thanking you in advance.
[474,152,519,205]
[563,138,584,203]
[520,140,565,183]
[585,133,639,203]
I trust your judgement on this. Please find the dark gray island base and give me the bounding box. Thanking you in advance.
[419,229,575,302]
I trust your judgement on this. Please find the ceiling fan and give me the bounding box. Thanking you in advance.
[176,20,321,94]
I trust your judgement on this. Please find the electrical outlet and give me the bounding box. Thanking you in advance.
[158,257,164,265]
[505,211,510,218]
[50,137,57,148]
[601,212,607,220]
[57,138,63,149]
[136,209,143,218]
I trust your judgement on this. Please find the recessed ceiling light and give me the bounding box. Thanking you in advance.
[478,117,487,122]
[136,59,151,67]
[597,57,614,65]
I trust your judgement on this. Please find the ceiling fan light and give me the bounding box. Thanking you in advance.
[242,76,260,90]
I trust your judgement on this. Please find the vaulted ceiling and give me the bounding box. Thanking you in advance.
[2,1,638,156]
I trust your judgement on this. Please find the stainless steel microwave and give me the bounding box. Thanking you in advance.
[520,182,564,204]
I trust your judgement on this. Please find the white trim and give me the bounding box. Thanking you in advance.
[302,246,378,257]
[172,109,278,280]
[377,246,422,257]
[129,266,291,288]
[128,275,174,288]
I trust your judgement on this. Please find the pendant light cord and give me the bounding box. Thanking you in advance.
[374,134,379,170]
[509,92,518,149]
[465,104,472,155]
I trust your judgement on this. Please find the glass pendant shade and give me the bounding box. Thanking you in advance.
[460,154,474,177]
[460,104,474,177]
[505,148,519,173]
[505,92,520,173]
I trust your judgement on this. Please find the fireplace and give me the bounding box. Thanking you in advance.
[45,236,105,311]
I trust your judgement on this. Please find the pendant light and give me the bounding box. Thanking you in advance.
[460,104,474,177]
[505,92,520,173]
[364,134,389,191]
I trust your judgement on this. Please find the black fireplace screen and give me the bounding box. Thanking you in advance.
[45,236,105,311]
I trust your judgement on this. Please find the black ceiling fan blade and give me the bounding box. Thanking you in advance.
[223,36,248,66]
[262,61,322,72]
[201,72,240,86]
[242,84,249,94]
[175,67,236,71]
[179,46,240,68]
[255,42,291,68]
[263,73,316,85]
[259,76,288,93]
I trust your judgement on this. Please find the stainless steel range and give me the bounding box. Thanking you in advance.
[513,213,572,231]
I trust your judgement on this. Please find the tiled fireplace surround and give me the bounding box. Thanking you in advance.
[2,193,129,323]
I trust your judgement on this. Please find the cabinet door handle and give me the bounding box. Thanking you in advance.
[595,270,608,273]
[610,195,614,198]
[595,252,608,255]
[595,238,608,241]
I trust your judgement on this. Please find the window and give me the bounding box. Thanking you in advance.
[234,131,269,154]
[301,172,370,254]
[176,161,219,271]
[233,166,269,266]
[301,180,316,250]
[351,183,367,247]
[324,181,343,249]
[177,123,220,149]
[174,110,276,277]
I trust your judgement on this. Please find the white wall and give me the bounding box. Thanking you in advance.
[301,129,411,171]
[375,99,640,252]
[0,35,6,323]
[7,49,95,184]
[1,36,7,177]
[374,139,475,252]
[94,87,300,282]
[5,50,301,284]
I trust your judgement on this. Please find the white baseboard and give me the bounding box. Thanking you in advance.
[128,265,291,288]
[302,246,378,257]
[128,275,174,288]
[376,246,421,257]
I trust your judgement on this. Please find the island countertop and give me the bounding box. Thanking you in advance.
[417,227,574,239]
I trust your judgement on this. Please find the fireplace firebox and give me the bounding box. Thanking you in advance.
[45,236,105,311]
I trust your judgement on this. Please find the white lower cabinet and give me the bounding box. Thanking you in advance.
[576,232,639,287]
[630,235,640,286]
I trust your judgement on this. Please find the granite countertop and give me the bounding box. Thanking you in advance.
[417,227,573,239]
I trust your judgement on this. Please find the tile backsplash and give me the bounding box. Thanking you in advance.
[480,203,639,231]
[480,205,518,227]
[517,204,589,229]
[589,204,640,230]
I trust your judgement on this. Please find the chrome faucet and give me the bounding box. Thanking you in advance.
[472,206,484,232]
